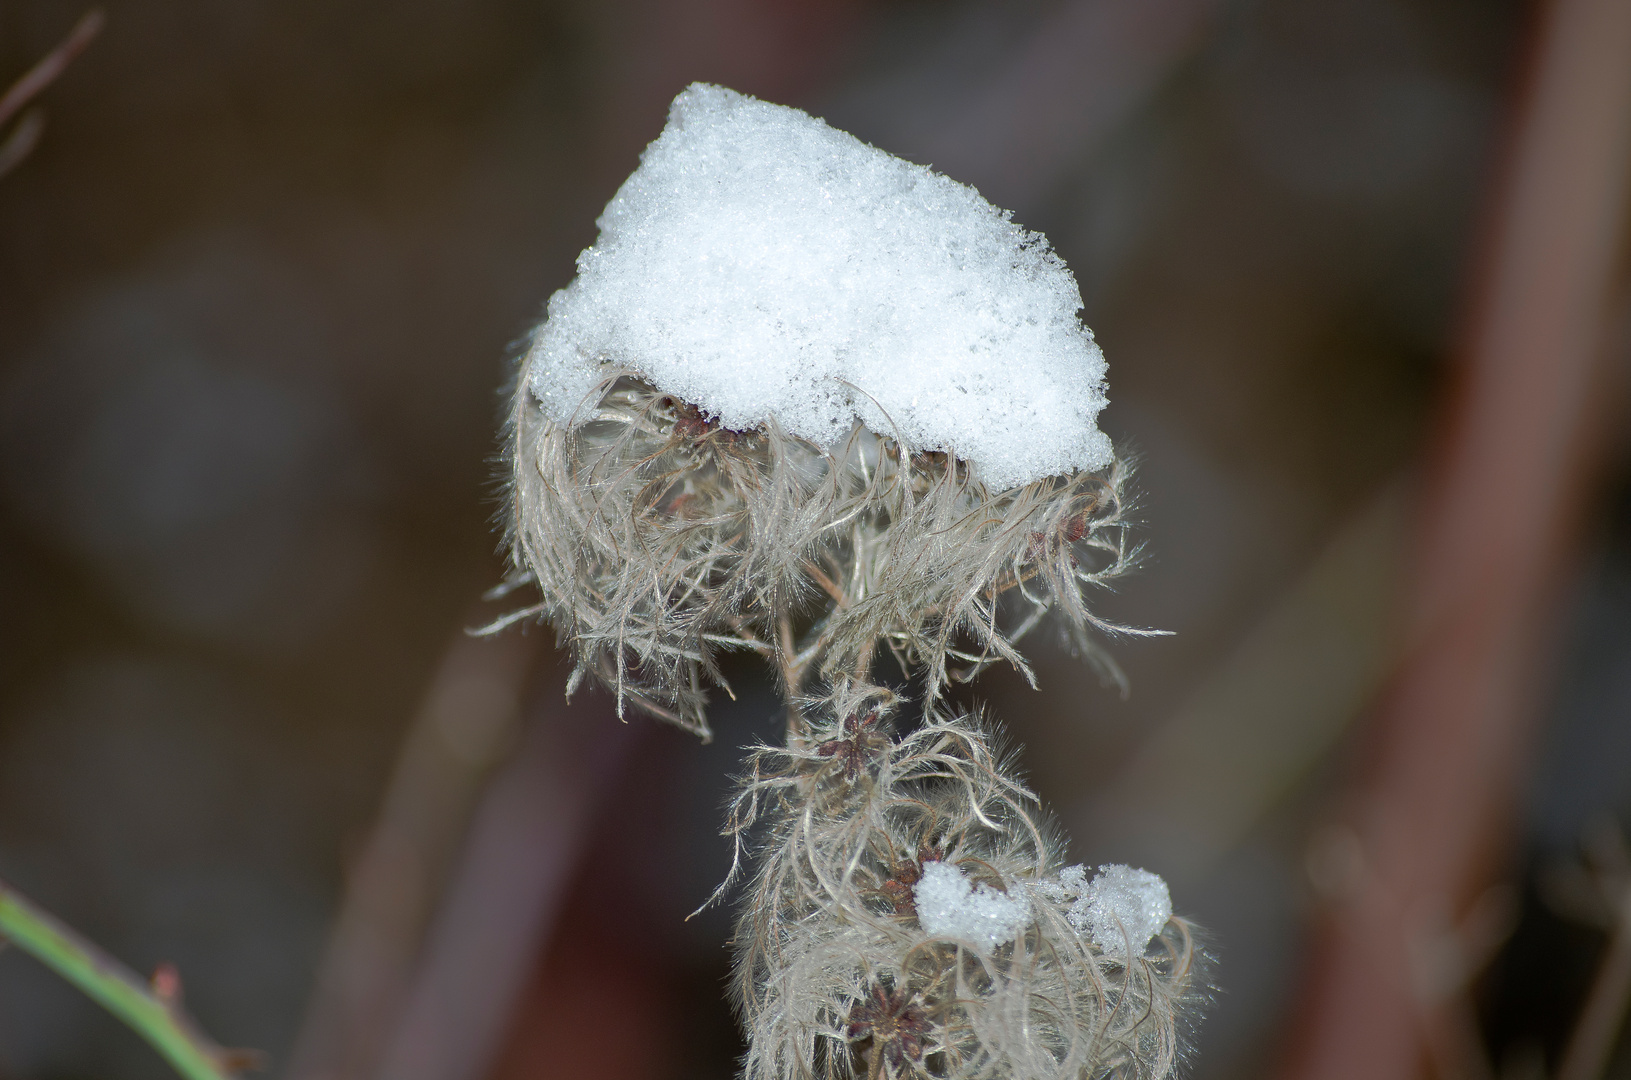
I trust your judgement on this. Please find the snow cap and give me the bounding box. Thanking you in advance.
[525,83,1113,489]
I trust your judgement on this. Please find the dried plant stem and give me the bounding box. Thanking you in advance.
[0,876,241,1080]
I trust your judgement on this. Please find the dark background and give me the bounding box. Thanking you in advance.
[1,2,1627,1079]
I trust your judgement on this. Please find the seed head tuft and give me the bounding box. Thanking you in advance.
[710,690,1200,1080]
[505,375,1144,737]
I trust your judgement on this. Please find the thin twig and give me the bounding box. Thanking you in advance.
[802,560,849,607]
[0,876,246,1080]
[779,612,806,737]
[0,110,44,179]
[0,9,103,126]
[0,9,104,180]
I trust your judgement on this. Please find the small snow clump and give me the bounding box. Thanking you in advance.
[526,82,1112,489]
[1036,863,1172,955]
[913,860,1033,951]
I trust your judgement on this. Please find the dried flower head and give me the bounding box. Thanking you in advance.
[847,982,933,1079]
[506,374,1142,737]
[711,689,1198,1080]
[496,84,1205,1080]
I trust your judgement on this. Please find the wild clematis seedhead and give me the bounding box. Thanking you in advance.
[508,376,1137,736]
[717,693,1199,1080]
[503,85,1156,738]
[499,83,1203,1079]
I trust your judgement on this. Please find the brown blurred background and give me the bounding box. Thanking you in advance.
[2,1,1630,1079]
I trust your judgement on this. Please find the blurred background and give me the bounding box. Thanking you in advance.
[1,1,1629,1079]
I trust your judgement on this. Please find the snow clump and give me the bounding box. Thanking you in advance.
[913,860,1033,951]
[525,83,1113,489]
[1037,864,1173,955]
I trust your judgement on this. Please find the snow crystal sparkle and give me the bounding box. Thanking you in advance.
[525,83,1112,489]
[1082,864,1174,954]
[1036,864,1174,955]
[913,860,1033,951]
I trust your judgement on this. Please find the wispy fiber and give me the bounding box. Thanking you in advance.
[504,371,1202,1079]
[719,689,1198,1080]
[508,374,1146,738]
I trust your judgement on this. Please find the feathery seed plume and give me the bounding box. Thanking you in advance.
[501,83,1203,1079]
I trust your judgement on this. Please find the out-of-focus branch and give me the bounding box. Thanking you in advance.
[286,629,534,1080]
[1558,897,1631,1080]
[0,877,249,1080]
[0,111,46,180]
[0,9,103,180]
[370,675,635,1080]
[287,620,636,1080]
[1281,0,1631,1076]
[0,9,103,128]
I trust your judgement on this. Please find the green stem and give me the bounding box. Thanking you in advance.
[0,876,239,1080]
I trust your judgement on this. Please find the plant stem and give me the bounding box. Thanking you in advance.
[778,612,807,737]
[0,876,240,1080]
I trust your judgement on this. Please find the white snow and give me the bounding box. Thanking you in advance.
[525,83,1113,489]
[914,861,1032,950]
[1035,864,1172,955]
